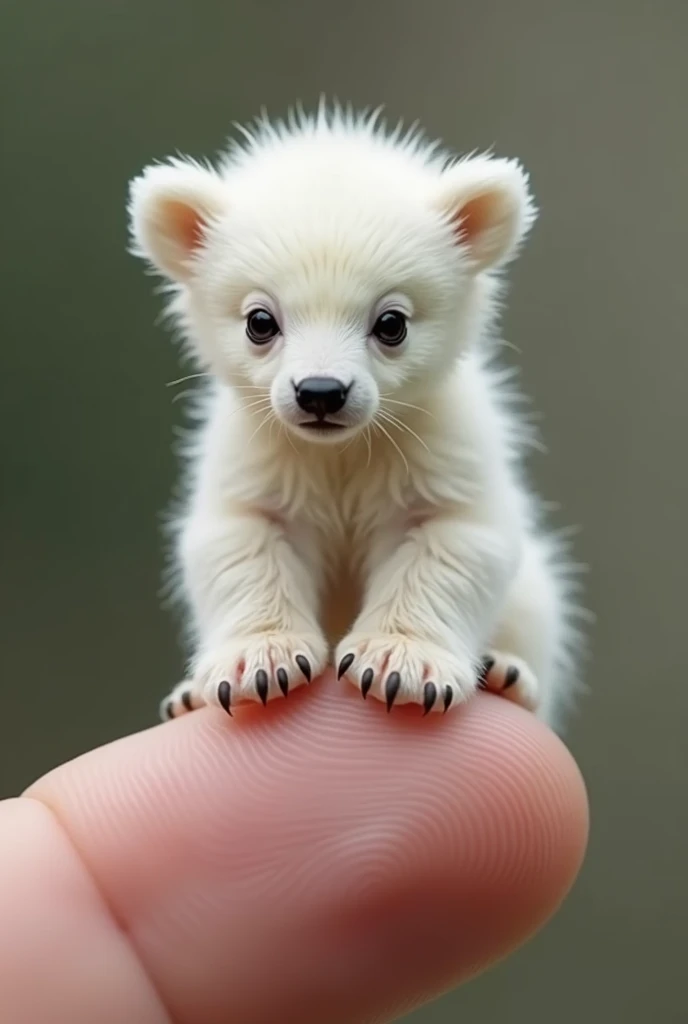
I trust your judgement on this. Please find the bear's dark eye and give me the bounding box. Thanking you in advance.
[372,310,407,347]
[246,308,280,345]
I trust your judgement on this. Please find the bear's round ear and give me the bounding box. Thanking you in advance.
[128,160,229,282]
[434,155,537,271]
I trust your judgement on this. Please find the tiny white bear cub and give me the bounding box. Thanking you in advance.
[129,105,580,730]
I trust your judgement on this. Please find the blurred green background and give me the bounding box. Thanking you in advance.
[1,0,686,1021]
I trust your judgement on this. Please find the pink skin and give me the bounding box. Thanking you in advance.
[0,673,588,1024]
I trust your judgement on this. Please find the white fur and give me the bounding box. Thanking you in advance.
[129,106,583,730]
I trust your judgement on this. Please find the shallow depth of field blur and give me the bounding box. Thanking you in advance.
[1,1,686,1021]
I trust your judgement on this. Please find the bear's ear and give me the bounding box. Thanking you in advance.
[128,159,228,281]
[434,155,537,271]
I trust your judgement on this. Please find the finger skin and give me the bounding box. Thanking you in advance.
[6,677,587,1024]
[0,799,170,1024]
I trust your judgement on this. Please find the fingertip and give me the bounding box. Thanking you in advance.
[29,679,588,1024]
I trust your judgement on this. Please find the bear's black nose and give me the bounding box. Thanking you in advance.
[294,377,349,417]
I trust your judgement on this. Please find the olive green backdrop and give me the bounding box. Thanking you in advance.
[2,1,686,1021]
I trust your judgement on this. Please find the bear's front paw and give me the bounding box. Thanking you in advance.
[336,633,479,713]
[194,632,328,714]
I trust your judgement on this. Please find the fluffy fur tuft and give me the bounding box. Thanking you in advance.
[129,104,584,730]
